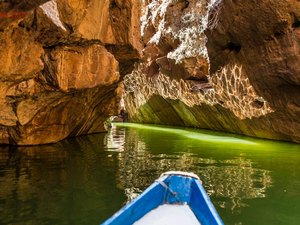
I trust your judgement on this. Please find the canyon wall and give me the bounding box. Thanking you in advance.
[124,0,300,142]
[1,0,299,144]
[0,0,141,145]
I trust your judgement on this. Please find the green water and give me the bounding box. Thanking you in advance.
[0,123,299,225]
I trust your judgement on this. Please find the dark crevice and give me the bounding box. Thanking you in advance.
[251,98,265,109]
[183,0,189,10]
[274,31,285,38]
[291,13,300,28]
[32,9,38,31]
[109,0,121,10]
[186,76,208,82]
[63,22,74,33]
[292,17,300,28]
[105,44,140,76]
[226,42,241,53]
[273,21,288,38]
[42,39,103,49]
[273,27,285,38]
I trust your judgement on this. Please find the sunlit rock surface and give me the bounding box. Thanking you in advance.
[0,0,141,145]
[124,0,300,142]
[1,0,299,144]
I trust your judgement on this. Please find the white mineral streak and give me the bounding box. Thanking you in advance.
[141,0,222,63]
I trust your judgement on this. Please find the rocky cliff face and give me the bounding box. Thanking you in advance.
[1,0,299,144]
[0,0,141,145]
[124,0,300,142]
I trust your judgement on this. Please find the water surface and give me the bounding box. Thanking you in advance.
[0,123,299,225]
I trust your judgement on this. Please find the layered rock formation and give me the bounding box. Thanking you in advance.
[124,0,300,142]
[0,0,141,145]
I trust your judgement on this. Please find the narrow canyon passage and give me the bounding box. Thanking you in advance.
[0,1,300,225]
[0,0,300,144]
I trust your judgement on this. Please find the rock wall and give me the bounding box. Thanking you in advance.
[0,0,141,145]
[1,0,299,144]
[124,0,300,142]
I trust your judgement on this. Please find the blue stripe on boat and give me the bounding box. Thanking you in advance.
[101,172,224,225]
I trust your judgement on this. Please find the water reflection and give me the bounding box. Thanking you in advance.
[105,127,125,152]
[105,125,272,211]
[0,123,299,225]
[106,124,300,225]
[0,136,125,225]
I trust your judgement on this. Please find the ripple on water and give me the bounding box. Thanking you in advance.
[0,123,300,225]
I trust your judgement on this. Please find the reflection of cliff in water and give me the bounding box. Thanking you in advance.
[0,135,124,225]
[0,145,69,224]
[1,124,299,225]
[106,125,272,211]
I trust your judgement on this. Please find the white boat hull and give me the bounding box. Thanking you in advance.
[133,204,201,225]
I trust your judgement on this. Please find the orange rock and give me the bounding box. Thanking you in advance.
[0,27,44,81]
[57,0,116,43]
[0,0,141,145]
[48,44,119,91]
